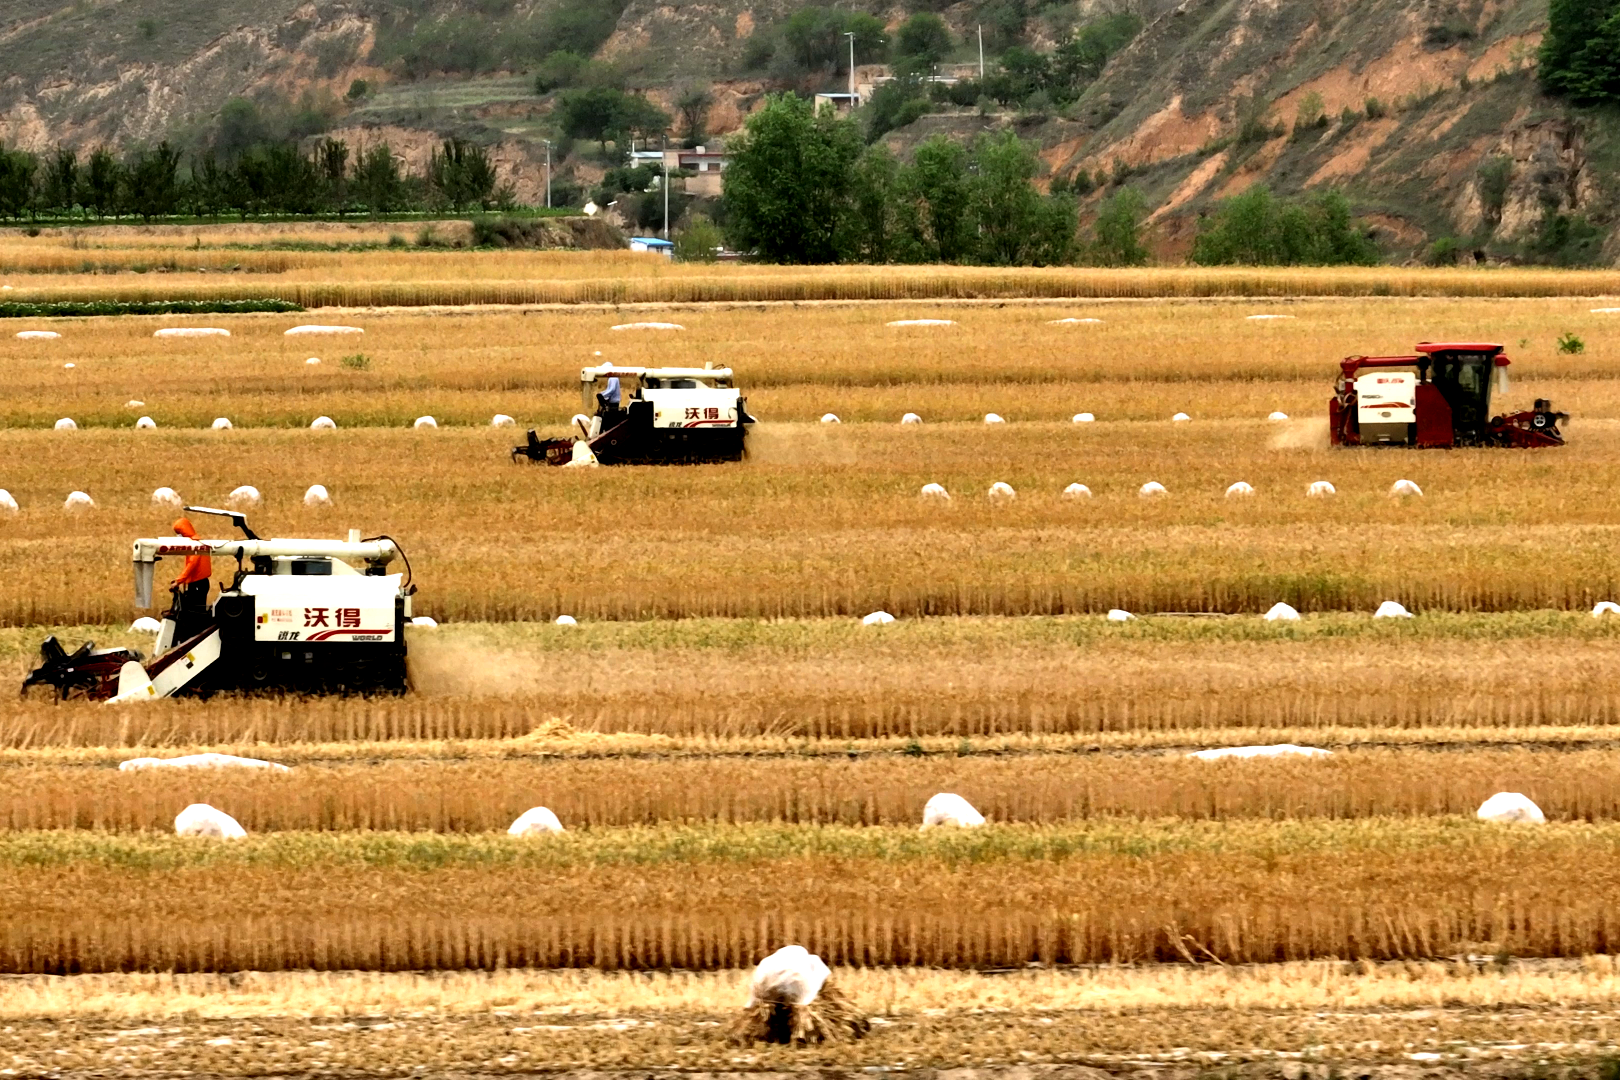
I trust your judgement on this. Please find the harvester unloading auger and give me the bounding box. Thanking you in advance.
[512,361,756,466]
[1330,342,1566,448]
[22,508,415,702]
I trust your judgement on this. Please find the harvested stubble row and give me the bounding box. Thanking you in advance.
[4,822,1620,973]
[9,619,1620,742]
[11,750,1620,831]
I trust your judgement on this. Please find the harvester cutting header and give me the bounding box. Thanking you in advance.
[24,508,415,702]
[513,361,755,466]
[1330,342,1565,448]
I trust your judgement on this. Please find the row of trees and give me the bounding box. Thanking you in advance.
[722,94,1090,265]
[719,95,1383,267]
[0,137,507,221]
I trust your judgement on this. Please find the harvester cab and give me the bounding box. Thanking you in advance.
[513,362,755,466]
[22,507,415,702]
[1330,342,1566,448]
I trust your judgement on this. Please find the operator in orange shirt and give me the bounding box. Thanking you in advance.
[168,518,213,635]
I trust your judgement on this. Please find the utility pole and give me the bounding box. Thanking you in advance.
[978,25,984,78]
[844,31,856,101]
[543,140,552,208]
[662,152,670,239]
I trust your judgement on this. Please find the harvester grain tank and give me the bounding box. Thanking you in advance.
[513,361,755,465]
[1330,342,1565,448]
[23,508,415,701]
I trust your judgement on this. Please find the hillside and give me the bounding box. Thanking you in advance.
[0,0,1611,262]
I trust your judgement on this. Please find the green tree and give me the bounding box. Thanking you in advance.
[125,142,182,220]
[971,129,1075,265]
[82,147,122,218]
[865,75,931,141]
[429,137,498,211]
[723,93,862,263]
[673,213,723,262]
[1191,186,1379,265]
[317,138,350,213]
[42,148,78,215]
[675,83,713,145]
[0,148,37,219]
[557,87,669,149]
[1050,12,1141,100]
[904,135,974,261]
[1541,0,1620,101]
[844,143,906,262]
[893,13,953,68]
[354,144,405,215]
[1089,186,1149,266]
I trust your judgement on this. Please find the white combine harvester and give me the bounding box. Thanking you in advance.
[22,508,415,701]
[512,361,755,466]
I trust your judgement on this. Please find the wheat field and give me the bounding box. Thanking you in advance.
[6,246,1620,1070]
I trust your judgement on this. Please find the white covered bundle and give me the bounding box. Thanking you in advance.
[919,482,950,500]
[983,413,1005,424]
[135,416,157,429]
[211,417,233,430]
[1049,317,1102,325]
[820,413,841,424]
[154,327,229,338]
[1389,478,1423,497]
[1225,481,1255,498]
[921,792,985,829]
[886,319,955,327]
[1476,791,1546,824]
[122,753,289,773]
[62,363,75,370]
[174,803,247,839]
[309,416,337,430]
[1374,600,1413,619]
[1171,412,1191,422]
[554,614,578,626]
[1593,601,1620,617]
[491,414,515,427]
[900,412,922,424]
[130,616,162,633]
[0,489,16,514]
[1139,481,1168,498]
[1307,480,1336,498]
[227,485,261,509]
[125,400,144,408]
[1072,412,1095,423]
[413,415,438,429]
[562,441,598,468]
[861,610,895,626]
[62,490,94,511]
[150,487,182,509]
[1245,314,1295,320]
[1062,483,1092,500]
[16,330,60,340]
[410,616,439,628]
[285,325,363,336]
[305,357,322,365]
[987,481,1016,502]
[54,418,76,431]
[1263,601,1301,622]
[303,484,331,508]
[1268,411,1289,421]
[1107,608,1135,622]
[1188,744,1332,761]
[610,321,684,331]
[508,806,566,836]
[747,945,830,1007]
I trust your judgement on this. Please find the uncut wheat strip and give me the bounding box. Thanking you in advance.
[9,749,1620,831]
[4,821,1620,971]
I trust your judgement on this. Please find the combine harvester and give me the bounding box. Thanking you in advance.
[513,361,755,465]
[1330,342,1566,448]
[22,508,415,702]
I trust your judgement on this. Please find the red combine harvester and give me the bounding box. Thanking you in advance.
[1330,342,1566,448]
